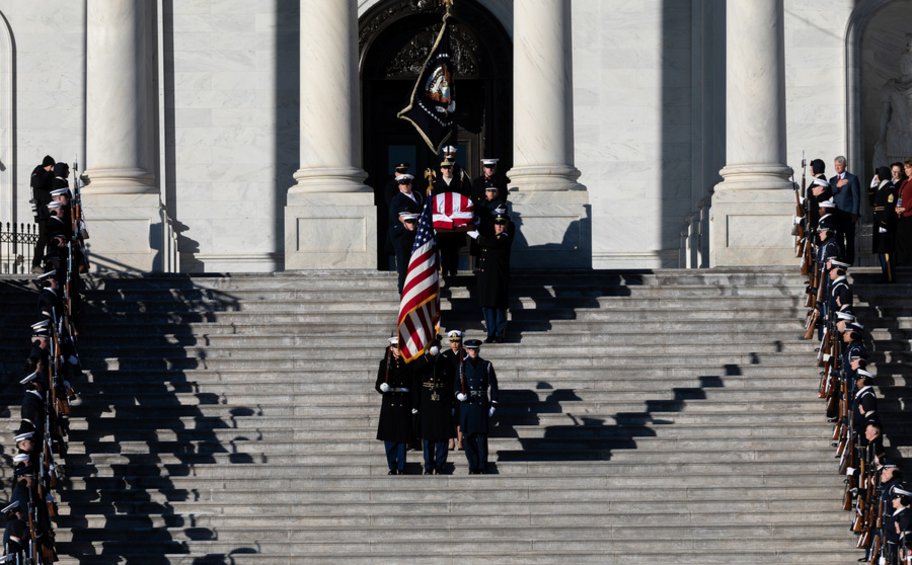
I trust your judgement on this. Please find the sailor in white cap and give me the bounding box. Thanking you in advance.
[472,158,508,206]
[440,330,466,450]
[389,174,423,293]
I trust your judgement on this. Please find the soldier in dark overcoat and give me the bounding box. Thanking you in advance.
[375,337,414,475]
[872,165,898,282]
[412,344,455,474]
[469,214,513,343]
[454,339,498,474]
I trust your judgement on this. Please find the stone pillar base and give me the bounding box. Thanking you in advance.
[284,193,376,269]
[709,182,794,267]
[509,190,591,269]
[80,192,162,273]
[508,165,584,192]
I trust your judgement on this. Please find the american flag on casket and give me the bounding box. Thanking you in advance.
[431,191,474,232]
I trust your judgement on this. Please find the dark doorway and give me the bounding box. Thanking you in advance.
[360,0,512,269]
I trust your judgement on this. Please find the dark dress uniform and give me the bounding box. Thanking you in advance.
[389,190,423,293]
[872,176,898,281]
[880,476,903,562]
[375,349,414,474]
[851,385,878,436]
[455,345,498,474]
[475,225,513,342]
[21,388,45,448]
[413,353,455,474]
[828,274,851,316]
[471,174,508,207]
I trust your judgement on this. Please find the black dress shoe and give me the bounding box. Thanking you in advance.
[388,470,397,475]
[484,337,495,344]
[424,469,433,475]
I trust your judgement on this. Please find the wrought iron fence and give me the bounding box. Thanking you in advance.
[0,222,38,274]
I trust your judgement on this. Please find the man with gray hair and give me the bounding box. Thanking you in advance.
[829,155,861,264]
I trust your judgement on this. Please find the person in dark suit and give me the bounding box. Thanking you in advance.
[30,155,56,273]
[468,214,513,343]
[375,337,414,475]
[453,338,498,474]
[829,156,861,264]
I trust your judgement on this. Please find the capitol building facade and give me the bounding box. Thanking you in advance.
[0,0,907,273]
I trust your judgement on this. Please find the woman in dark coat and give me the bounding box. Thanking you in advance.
[375,337,413,475]
[469,214,513,343]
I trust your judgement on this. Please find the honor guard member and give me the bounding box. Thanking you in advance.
[30,155,55,274]
[472,158,508,206]
[394,212,419,294]
[468,214,513,343]
[413,341,455,474]
[879,459,904,563]
[20,372,45,451]
[36,270,60,320]
[389,175,422,292]
[375,337,414,475]
[841,322,867,387]
[433,159,470,277]
[872,165,899,282]
[433,159,470,196]
[440,330,466,450]
[815,214,842,335]
[454,338,498,474]
[828,260,852,315]
[851,370,878,437]
[441,145,472,189]
[384,162,411,206]
[892,484,912,563]
[806,158,832,232]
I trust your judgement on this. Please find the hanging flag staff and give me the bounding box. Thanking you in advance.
[397,0,457,154]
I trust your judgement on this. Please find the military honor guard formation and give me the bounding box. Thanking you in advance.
[377,145,511,476]
[1,155,90,563]
[797,155,912,564]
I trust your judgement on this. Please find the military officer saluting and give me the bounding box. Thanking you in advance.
[375,337,414,475]
[454,338,498,474]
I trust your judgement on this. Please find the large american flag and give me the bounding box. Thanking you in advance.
[397,196,440,363]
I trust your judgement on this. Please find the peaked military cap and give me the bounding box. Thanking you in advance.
[464,339,482,349]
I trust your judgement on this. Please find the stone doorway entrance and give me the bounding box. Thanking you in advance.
[359,0,512,269]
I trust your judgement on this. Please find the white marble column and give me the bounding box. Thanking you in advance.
[285,0,376,269]
[506,0,590,268]
[508,0,582,193]
[82,0,162,272]
[710,0,793,266]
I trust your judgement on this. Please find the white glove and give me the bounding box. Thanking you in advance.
[467,230,479,240]
[429,345,439,356]
[880,227,888,233]
[488,406,496,417]
[845,467,855,476]
[379,382,390,393]
[456,393,467,402]
[411,408,418,415]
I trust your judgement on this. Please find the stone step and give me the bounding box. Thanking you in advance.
[56,461,846,481]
